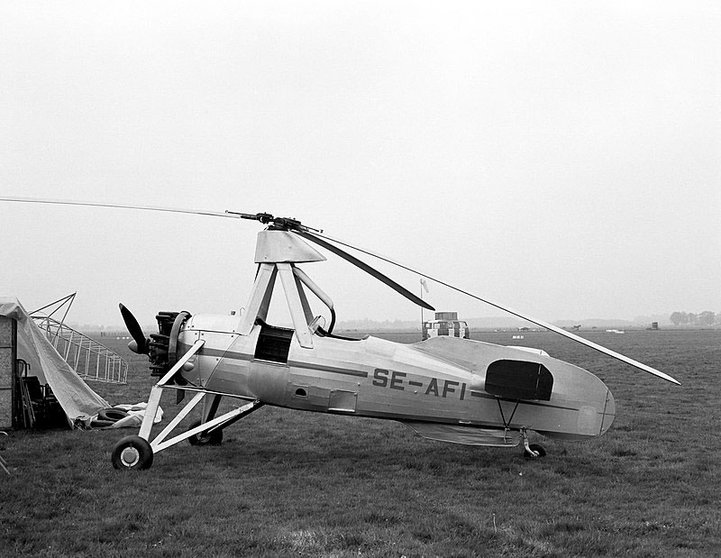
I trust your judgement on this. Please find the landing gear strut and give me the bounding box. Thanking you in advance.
[187,419,223,446]
[111,339,263,470]
[521,428,546,459]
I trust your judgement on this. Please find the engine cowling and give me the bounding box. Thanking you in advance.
[148,311,191,378]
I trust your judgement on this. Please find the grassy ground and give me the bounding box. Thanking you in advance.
[1,329,719,557]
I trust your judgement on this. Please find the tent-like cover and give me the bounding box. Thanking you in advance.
[1,297,108,425]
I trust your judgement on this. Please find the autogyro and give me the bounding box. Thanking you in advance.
[0,198,680,469]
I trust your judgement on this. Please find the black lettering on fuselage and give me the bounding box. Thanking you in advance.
[390,371,406,390]
[425,378,439,396]
[442,380,459,398]
[374,372,467,402]
[373,368,389,387]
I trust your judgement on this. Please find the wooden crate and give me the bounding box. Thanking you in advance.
[0,317,16,430]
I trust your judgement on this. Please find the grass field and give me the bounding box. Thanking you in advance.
[1,329,719,557]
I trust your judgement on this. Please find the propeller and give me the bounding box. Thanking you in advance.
[119,303,149,354]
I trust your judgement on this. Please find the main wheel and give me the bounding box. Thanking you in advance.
[111,435,154,470]
[187,420,223,446]
[523,443,547,459]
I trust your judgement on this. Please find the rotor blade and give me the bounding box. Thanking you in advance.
[294,230,435,312]
[313,232,680,385]
[119,303,148,354]
[475,303,681,385]
[0,196,242,220]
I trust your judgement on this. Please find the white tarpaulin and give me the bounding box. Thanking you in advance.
[0,297,108,425]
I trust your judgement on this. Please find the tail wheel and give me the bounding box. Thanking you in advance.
[187,420,223,446]
[523,443,547,459]
[111,435,154,470]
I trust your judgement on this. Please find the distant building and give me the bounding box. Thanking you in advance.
[422,312,470,340]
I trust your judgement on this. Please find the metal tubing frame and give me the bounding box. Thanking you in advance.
[238,261,319,348]
[293,271,314,326]
[138,339,205,440]
[0,432,10,475]
[238,263,276,335]
[277,262,313,348]
[32,316,128,383]
[151,399,263,453]
[292,265,334,313]
[202,393,223,423]
[135,338,264,455]
[496,398,523,445]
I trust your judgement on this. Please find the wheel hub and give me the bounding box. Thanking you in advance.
[120,446,140,467]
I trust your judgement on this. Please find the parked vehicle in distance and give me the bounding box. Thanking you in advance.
[423,311,470,340]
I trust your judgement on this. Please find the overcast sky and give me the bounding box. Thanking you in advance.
[1,1,719,329]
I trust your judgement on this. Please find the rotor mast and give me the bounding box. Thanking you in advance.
[237,229,328,348]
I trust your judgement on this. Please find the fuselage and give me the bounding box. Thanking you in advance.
[174,313,615,445]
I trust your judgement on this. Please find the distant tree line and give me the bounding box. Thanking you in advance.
[669,311,719,326]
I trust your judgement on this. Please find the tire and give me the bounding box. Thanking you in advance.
[187,420,223,446]
[98,408,129,422]
[111,435,154,470]
[524,443,547,460]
